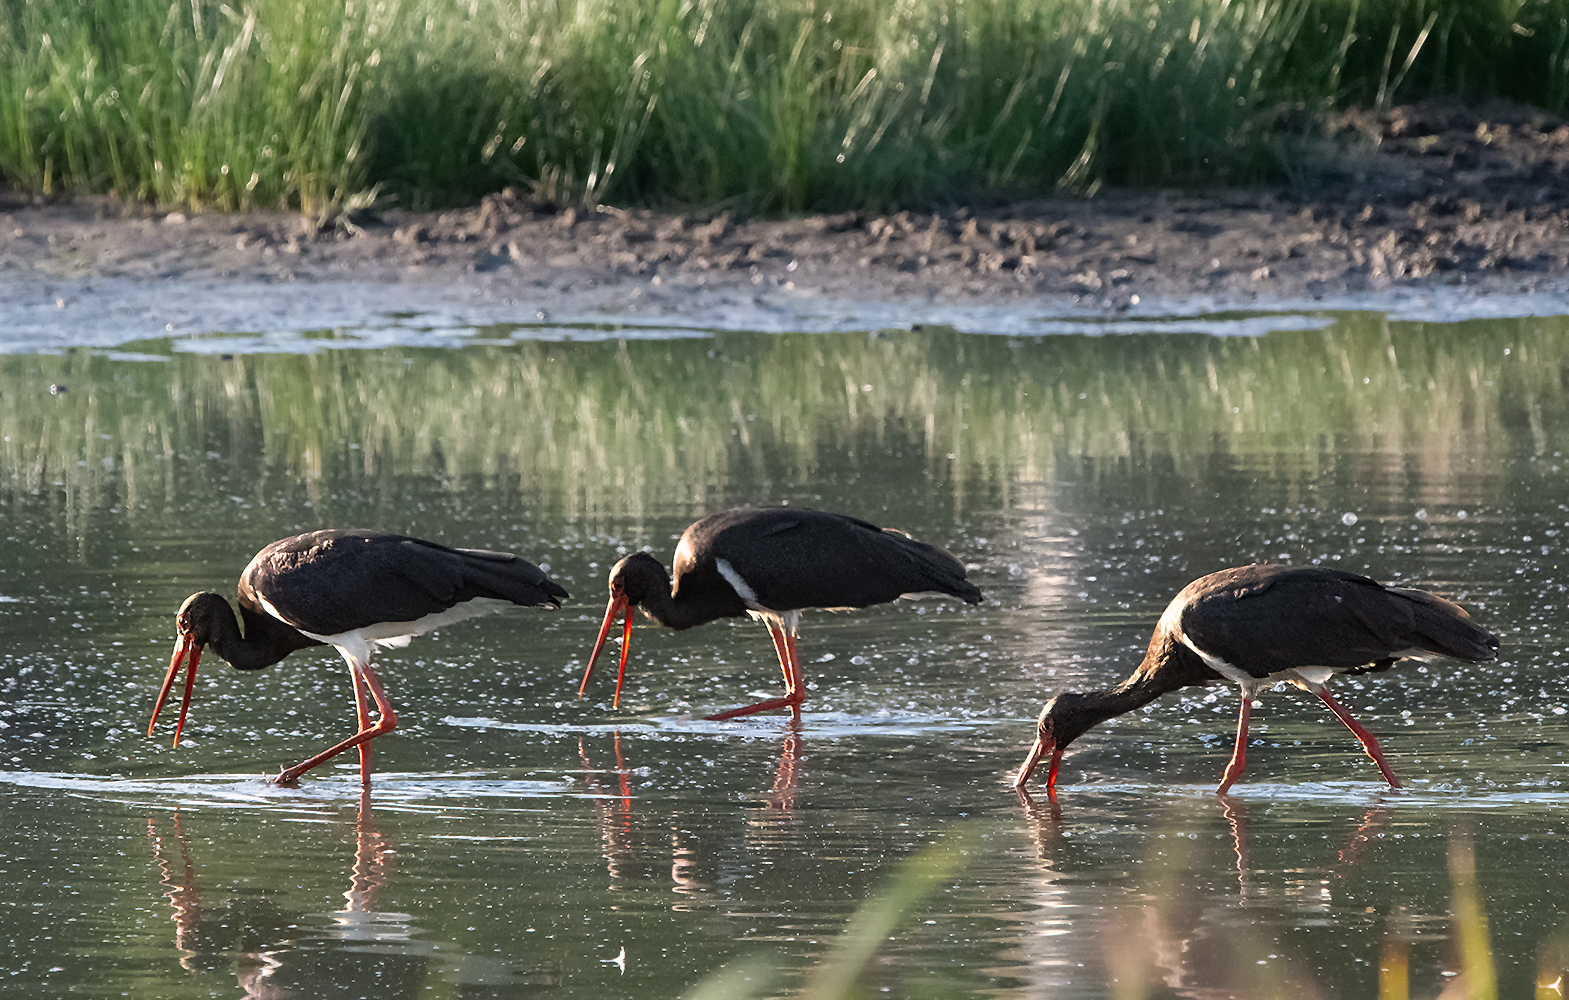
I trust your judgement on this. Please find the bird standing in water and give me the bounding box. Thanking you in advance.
[1015,564,1499,796]
[151,529,567,786]
[581,507,982,719]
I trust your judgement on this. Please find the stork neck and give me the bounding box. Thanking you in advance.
[633,585,732,631]
[1046,635,1218,753]
[1081,672,1177,725]
[1102,636,1215,713]
[208,602,322,671]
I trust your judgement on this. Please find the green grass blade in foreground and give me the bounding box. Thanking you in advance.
[681,957,779,1000]
[681,837,968,1000]
[797,838,967,1000]
[1451,836,1498,1000]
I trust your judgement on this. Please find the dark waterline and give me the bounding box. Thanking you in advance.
[0,315,1564,998]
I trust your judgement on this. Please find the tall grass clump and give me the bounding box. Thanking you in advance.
[0,0,383,212]
[605,0,1299,209]
[416,0,1319,210]
[1268,0,1569,113]
[4,0,1569,214]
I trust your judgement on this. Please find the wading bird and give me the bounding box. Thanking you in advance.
[580,507,982,719]
[1015,564,1498,796]
[151,529,567,786]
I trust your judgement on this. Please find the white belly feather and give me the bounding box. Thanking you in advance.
[258,593,516,669]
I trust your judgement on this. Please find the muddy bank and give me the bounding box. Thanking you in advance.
[5,98,1569,345]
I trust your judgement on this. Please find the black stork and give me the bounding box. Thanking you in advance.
[1015,564,1499,796]
[149,529,568,786]
[579,507,982,720]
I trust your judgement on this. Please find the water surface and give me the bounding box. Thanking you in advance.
[0,313,1564,997]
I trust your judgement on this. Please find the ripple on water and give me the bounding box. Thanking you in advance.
[442,712,1002,740]
[0,768,583,811]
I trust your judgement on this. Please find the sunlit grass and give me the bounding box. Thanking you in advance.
[3,0,1568,213]
[0,0,377,213]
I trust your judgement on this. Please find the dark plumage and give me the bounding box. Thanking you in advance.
[1015,564,1499,796]
[150,529,567,785]
[580,507,982,720]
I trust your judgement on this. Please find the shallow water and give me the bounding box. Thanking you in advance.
[1,312,1565,998]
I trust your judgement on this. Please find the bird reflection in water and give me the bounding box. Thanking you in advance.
[576,726,806,904]
[1219,795,1396,904]
[1331,795,1396,869]
[328,789,400,944]
[1013,784,1063,832]
[146,811,202,970]
[1015,792,1404,998]
[577,734,641,886]
[144,792,438,998]
[1219,796,1249,893]
[149,809,299,993]
[744,722,806,855]
[765,723,804,816]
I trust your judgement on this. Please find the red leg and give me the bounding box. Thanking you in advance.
[351,665,373,786]
[768,623,792,689]
[705,621,806,721]
[1217,696,1252,795]
[270,661,398,787]
[782,631,803,723]
[1317,689,1401,788]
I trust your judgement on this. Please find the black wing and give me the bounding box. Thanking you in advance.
[677,507,981,611]
[240,529,567,635]
[1176,565,1497,679]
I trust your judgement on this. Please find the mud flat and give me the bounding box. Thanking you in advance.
[5,98,1569,348]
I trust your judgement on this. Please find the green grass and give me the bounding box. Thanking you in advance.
[1,0,1566,214]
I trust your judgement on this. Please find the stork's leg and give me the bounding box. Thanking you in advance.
[1316,688,1401,788]
[350,664,373,785]
[781,629,803,723]
[768,622,792,689]
[705,621,807,721]
[269,660,399,787]
[1217,696,1253,796]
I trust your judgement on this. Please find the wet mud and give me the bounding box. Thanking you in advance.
[4,97,1569,341]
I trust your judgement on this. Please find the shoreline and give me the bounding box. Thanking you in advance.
[5,98,1569,348]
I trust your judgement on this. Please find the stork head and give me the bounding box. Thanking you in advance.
[579,553,668,708]
[148,592,230,747]
[1014,692,1103,794]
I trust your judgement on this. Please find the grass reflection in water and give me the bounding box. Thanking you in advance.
[3,315,1555,529]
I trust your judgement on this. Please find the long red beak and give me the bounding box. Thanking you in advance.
[580,593,634,708]
[1014,736,1063,796]
[149,635,202,747]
